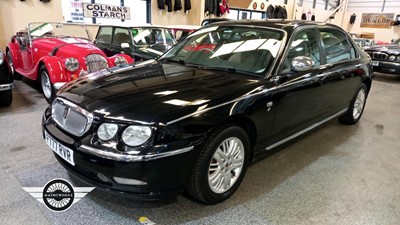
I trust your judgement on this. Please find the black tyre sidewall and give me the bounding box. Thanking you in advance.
[0,90,12,106]
[193,126,250,204]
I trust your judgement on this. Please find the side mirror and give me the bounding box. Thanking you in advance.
[292,56,314,72]
[121,43,130,49]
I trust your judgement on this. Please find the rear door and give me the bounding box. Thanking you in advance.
[318,27,364,118]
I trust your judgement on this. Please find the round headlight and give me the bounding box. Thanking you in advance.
[115,56,128,67]
[0,51,4,65]
[65,58,80,72]
[121,126,152,146]
[389,55,396,61]
[97,123,118,141]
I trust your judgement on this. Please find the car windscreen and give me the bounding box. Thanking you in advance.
[159,25,284,75]
[29,23,91,40]
[131,28,175,46]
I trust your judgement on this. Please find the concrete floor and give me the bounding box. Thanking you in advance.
[0,73,399,225]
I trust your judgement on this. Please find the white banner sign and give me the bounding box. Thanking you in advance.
[70,0,84,22]
[83,3,131,20]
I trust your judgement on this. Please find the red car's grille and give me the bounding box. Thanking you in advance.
[85,54,108,73]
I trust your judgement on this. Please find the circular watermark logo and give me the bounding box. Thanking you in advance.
[42,179,75,212]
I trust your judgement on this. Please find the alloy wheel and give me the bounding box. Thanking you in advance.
[208,137,245,194]
[353,88,366,120]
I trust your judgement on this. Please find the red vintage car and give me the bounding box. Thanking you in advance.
[6,22,134,103]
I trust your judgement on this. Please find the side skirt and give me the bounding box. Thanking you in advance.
[265,108,348,151]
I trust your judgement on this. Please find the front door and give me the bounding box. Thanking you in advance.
[266,28,327,147]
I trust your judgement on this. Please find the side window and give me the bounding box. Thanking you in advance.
[320,29,357,64]
[282,29,321,73]
[112,28,130,45]
[96,27,112,43]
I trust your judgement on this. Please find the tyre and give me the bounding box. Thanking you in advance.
[187,125,250,204]
[6,50,21,80]
[40,65,56,104]
[339,83,368,125]
[0,90,12,106]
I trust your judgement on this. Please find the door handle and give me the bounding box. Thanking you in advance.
[266,101,273,112]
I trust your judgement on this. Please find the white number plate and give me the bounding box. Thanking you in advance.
[45,131,75,166]
[372,61,379,66]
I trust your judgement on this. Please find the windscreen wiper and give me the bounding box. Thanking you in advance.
[159,58,185,65]
[197,65,237,72]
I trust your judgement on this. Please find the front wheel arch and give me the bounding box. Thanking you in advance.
[218,116,257,153]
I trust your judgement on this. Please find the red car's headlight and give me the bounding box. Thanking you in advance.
[65,57,80,72]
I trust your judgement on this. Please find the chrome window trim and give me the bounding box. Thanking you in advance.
[266,108,348,150]
[78,145,194,162]
[52,97,94,137]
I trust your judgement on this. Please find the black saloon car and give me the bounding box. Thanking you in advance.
[0,49,13,106]
[364,44,400,75]
[94,25,176,62]
[42,20,372,204]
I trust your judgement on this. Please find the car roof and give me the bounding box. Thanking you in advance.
[205,19,340,32]
[99,24,168,29]
[165,25,201,30]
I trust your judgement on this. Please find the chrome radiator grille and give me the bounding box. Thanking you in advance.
[369,52,388,60]
[85,54,108,73]
[52,98,94,137]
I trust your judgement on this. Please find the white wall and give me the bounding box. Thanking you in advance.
[0,1,63,48]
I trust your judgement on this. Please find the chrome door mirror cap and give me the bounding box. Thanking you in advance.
[292,56,314,72]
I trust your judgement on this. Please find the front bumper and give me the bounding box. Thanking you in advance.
[53,82,67,90]
[42,108,198,200]
[0,82,14,91]
[372,61,400,74]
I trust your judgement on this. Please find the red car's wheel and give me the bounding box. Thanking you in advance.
[40,65,56,104]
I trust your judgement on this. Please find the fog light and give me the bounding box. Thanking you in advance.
[113,177,147,185]
[97,173,109,182]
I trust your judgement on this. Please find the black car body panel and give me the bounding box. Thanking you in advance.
[365,45,400,74]
[0,51,12,84]
[43,20,372,200]
[0,49,13,106]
